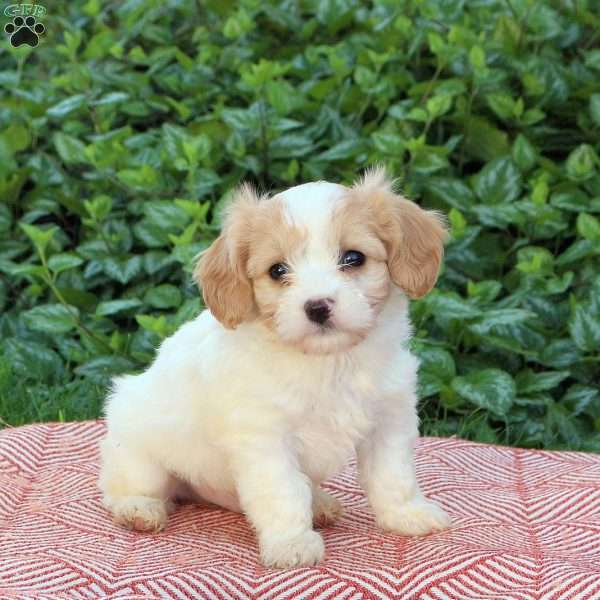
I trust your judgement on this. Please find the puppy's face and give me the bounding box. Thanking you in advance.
[196,170,447,354]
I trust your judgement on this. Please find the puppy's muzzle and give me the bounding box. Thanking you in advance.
[304,298,334,325]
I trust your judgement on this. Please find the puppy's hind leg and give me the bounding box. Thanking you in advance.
[99,436,174,533]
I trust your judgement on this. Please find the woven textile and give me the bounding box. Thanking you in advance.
[0,422,599,599]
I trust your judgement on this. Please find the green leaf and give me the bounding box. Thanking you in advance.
[538,339,581,369]
[585,50,600,71]
[556,239,596,265]
[135,314,175,337]
[117,165,159,190]
[473,157,522,204]
[53,132,88,165]
[143,201,189,231]
[550,189,591,212]
[512,134,537,172]
[469,45,486,71]
[418,370,444,398]
[222,8,254,39]
[316,0,354,32]
[521,108,545,125]
[426,94,452,118]
[2,338,65,382]
[354,66,377,90]
[516,370,570,395]
[566,145,598,182]
[101,256,143,284]
[169,223,198,246]
[57,287,98,310]
[4,263,47,279]
[48,253,84,274]
[486,93,515,120]
[47,94,87,118]
[95,299,143,317]
[569,304,600,352]
[423,291,482,320]
[266,80,303,115]
[463,117,510,161]
[372,132,405,155]
[94,92,130,106]
[467,280,502,304]
[20,223,57,255]
[84,195,113,221]
[544,272,574,295]
[452,369,516,417]
[317,140,364,162]
[469,309,535,334]
[143,284,183,309]
[3,124,31,152]
[416,345,456,381]
[576,213,600,242]
[589,94,600,126]
[269,135,315,159]
[562,385,599,417]
[516,246,554,275]
[425,178,475,212]
[546,403,582,448]
[472,204,523,228]
[411,150,449,175]
[23,304,78,334]
[75,355,137,382]
[221,107,260,131]
[448,208,467,237]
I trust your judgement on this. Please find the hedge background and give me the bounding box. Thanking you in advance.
[1,0,599,450]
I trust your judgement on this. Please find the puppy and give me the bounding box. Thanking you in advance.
[98,168,451,568]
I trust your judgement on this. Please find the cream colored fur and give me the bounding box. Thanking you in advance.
[99,169,450,568]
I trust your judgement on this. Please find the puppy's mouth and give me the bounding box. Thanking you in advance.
[273,306,374,354]
[299,316,373,354]
[300,328,366,354]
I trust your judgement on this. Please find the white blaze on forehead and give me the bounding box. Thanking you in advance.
[277,182,347,252]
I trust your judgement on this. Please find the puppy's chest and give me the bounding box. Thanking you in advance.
[292,364,379,444]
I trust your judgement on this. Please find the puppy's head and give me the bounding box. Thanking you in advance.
[195,169,447,354]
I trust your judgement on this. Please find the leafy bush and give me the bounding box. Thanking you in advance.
[1,0,599,449]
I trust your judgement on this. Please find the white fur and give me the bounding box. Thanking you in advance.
[99,180,450,568]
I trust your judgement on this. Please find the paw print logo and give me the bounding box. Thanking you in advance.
[4,15,45,47]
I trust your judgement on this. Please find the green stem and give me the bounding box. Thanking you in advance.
[14,53,28,89]
[353,92,374,126]
[458,84,477,174]
[258,97,269,187]
[419,62,444,106]
[39,251,120,357]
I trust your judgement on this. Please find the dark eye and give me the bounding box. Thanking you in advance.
[269,263,289,281]
[339,250,365,269]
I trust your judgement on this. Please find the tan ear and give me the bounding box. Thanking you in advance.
[193,185,258,329]
[353,168,448,299]
[386,199,448,298]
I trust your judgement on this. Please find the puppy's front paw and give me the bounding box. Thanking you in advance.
[376,498,451,536]
[260,530,325,568]
[312,488,343,528]
[109,496,170,533]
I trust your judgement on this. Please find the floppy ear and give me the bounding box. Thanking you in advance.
[193,184,258,329]
[353,168,448,299]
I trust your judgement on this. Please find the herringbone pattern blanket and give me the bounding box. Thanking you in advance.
[1,422,599,599]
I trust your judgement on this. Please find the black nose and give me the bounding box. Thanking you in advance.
[304,299,332,324]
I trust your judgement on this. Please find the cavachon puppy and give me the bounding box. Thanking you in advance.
[98,168,451,568]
